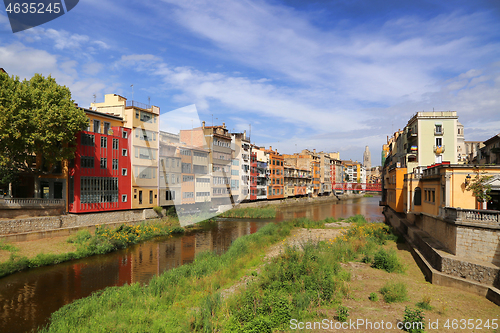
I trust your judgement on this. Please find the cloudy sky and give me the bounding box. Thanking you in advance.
[1,0,499,165]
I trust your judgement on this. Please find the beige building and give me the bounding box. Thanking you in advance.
[404,111,458,172]
[159,131,181,207]
[91,94,160,209]
[180,122,233,207]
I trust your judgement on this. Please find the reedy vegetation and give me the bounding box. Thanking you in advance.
[40,215,402,332]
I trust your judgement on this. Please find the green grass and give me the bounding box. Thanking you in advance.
[379,281,408,303]
[40,216,400,332]
[218,206,277,219]
[0,221,185,279]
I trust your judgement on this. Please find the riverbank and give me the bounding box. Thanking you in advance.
[39,215,499,332]
[0,217,185,279]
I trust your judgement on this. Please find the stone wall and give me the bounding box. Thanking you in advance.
[416,213,457,255]
[383,206,500,289]
[0,215,74,235]
[456,226,500,266]
[0,209,158,236]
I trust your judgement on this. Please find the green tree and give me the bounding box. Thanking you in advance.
[465,167,493,206]
[0,72,88,185]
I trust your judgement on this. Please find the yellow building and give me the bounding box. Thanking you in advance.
[91,94,160,209]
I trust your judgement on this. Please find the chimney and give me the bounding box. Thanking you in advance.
[222,122,226,128]
[202,121,205,128]
[313,149,316,154]
[269,146,272,151]
[243,130,246,139]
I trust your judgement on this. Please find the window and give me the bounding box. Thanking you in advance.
[101,136,107,148]
[139,191,142,204]
[414,187,421,206]
[93,120,100,133]
[122,131,128,139]
[149,190,153,204]
[194,151,207,158]
[183,192,194,199]
[81,133,95,146]
[135,147,156,160]
[112,159,118,170]
[182,163,192,173]
[80,177,119,204]
[135,111,139,119]
[183,175,194,182]
[81,157,94,168]
[194,165,207,174]
[100,158,107,169]
[122,194,127,202]
[435,124,442,134]
[112,139,119,150]
[103,122,110,135]
[140,111,153,122]
[135,129,156,141]
[436,137,442,147]
[136,166,155,179]
[122,168,127,176]
[122,149,128,156]
[165,190,175,200]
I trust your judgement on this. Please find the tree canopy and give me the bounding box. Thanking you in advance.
[0,72,88,184]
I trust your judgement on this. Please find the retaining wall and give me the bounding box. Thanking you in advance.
[0,209,157,237]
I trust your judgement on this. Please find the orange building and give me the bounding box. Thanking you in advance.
[260,147,284,199]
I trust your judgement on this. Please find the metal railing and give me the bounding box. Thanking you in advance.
[126,100,151,110]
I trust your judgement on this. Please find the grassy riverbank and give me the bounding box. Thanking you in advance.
[39,215,499,332]
[0,218,184,279]
[219,205,277,219]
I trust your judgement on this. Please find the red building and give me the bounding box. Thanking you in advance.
[250,152,258,200]
[68,108,132,213]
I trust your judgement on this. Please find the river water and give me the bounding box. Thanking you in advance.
[0,195,383,332]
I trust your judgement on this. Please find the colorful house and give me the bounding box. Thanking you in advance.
[68,108,132,213]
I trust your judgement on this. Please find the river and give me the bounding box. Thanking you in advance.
[0,195,383,333]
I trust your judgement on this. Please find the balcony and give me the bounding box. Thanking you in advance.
[126,100,151,110]
[444,207,500,225]
[406,129,418,139]
[434,127,444,135]
[433,145,446,154]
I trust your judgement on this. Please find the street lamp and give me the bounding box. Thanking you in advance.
[464,174,471,186]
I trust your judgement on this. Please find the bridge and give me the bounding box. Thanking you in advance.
[331,183,382,192]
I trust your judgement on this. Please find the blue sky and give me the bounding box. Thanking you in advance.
[1,0,500,165]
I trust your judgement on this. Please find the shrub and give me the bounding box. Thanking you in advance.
[67,230,92,244]
[369,292,378,302]
[153,206,163,215]
[372,248,405,273]
[379,281,408,303]
[402,306,425,333]
[336,305,349,322]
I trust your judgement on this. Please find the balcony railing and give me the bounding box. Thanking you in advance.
[0,198,65,208]
[444,207,500,225]
[126,100,151,110]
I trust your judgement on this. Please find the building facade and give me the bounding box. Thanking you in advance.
[68,108,132,213]
[91,94,160,209]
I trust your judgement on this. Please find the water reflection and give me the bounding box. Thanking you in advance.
[0,196,382,333]
[276,196,383,222]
